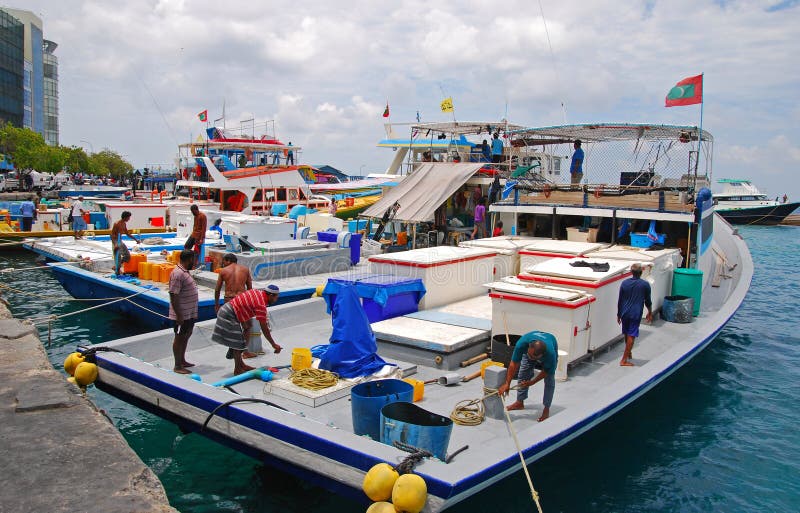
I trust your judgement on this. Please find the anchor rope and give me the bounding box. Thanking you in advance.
[289,368,339,390]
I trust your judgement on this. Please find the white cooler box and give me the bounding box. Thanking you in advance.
[459,236,541,278]
[369,246,497,309]
[518,257,632,350]
[519,240,607,270]
[487,280,595,365]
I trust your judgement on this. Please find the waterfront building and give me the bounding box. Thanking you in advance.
[0,8,58,145]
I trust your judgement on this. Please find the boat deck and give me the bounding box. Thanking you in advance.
[86,216,752,511]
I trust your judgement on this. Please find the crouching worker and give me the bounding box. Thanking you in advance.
[497,330,558,422]
[211,285,283,375]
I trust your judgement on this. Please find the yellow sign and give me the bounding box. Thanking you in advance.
[440,97,454,113]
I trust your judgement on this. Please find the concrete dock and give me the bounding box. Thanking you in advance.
[0,301,177,513]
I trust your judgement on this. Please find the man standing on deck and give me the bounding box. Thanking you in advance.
[617,262,653,367]
[185,204,207,267]
[111,211,141,276]
[20,197,37,231]
[211,286,283,375]
[498,330,558,422]
[71,195,87,239]
[570,139,584,187]
[491,132,504,164]
[168,250,199,375]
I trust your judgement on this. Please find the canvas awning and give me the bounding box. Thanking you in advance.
[361,163,483,223]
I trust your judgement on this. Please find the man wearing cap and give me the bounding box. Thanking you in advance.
[498,330,559,422]
[211,285,283,375]
[71,195,87,239]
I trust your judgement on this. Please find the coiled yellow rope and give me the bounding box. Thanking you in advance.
[289,368,339,390]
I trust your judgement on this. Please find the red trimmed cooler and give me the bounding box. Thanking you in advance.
[519,240,607,272]
[369,246,497,309]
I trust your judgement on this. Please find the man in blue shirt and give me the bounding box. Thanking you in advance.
[20,198,37,231]
[617,263,653,366]
[570,139,584,187]
[498,330,558,422]
[491,133,504,164]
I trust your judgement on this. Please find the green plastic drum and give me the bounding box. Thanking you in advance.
[671,268,703,316]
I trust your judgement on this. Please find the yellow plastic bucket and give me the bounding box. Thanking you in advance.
[481,360,504,379]
[291,348,312,371]
[403,378,424,402]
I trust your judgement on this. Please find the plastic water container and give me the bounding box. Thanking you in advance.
[380,402,453,460]
[351,379,414,440]
[672,268,703,316]
[291,348,312,371]
[480,360,504,378]
[402,378,425,402]
[661,295,694,323]
[336,231,351,249]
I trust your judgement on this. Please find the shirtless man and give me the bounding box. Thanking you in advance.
[110,211,141,276]
[185,204,207,267]
[214,253,257,357]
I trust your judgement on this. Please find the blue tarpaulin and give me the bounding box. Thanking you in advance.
[317,284,391,378]
[321,274,426,312]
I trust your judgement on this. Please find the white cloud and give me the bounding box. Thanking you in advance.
[17,0,800,196]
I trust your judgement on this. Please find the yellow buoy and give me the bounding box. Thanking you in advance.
[73,362,99,386]
[63,352,85,376]
[366,502,396,513]
[362,463,399,502]
[315,284,325,297]
[391,473,427,513]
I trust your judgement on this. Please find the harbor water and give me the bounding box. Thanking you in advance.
[2,224,798,512]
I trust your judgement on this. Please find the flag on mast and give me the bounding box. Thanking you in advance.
[665,74,703,107]
[382,102,390,118]
[440,97,454,113]
[197,110,208,122]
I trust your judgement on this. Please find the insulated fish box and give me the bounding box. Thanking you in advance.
[519,240,607,271]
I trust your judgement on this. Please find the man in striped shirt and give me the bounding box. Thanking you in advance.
[169,250,199,374]
[212,285,283,375]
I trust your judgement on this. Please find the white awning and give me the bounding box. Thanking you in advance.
[361,163,483,223]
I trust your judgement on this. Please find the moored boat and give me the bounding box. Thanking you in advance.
[78,123,752,512]
[713,178,798,225]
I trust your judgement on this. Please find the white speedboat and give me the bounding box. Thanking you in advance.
[79,123,752,512]
[713,178,798,225]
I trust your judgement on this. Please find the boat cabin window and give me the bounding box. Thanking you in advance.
[277,189,287,201]
[253,188,276,202]
[299,189,307,200]
[288,188,299,201]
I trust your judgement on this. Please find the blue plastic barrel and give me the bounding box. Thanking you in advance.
[380,402,453,460]
[672,268,703,316]
[351,379,413,440]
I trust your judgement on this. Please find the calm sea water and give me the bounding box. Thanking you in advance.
[3,225,798,513]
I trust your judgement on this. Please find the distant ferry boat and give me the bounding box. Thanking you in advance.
[713,178,798,225]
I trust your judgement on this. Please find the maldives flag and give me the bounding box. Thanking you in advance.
[665,74,703,107]
[197,110,208,122]
[382,102,390,118]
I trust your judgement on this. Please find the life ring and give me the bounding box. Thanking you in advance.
[543,185,551,198]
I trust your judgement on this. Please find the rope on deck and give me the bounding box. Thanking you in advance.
[289,368,339,390]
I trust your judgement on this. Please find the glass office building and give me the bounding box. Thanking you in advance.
[0,8,57,145]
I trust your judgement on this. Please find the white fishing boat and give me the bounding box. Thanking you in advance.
[78,123,751,512]
[713,178,798,225]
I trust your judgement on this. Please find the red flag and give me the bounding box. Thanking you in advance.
[197,110,208,122]
[382,102,389,118]
[665,75,703,107]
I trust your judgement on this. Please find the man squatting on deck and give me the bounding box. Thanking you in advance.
[617,262,653,367]
[215,253,263,358]
[168,250,199,375]
[498,331,558,422]
[211,286,283,375]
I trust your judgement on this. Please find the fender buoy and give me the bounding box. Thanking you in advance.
[543,185,551,198]
[195,165,202,177]
[182,169,189,179]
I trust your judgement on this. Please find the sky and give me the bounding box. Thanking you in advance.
[19,0,800,199]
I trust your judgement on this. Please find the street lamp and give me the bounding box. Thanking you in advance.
[359,164,366,176]
[79,140,94,154]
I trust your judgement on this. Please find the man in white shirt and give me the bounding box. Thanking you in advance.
[71,195,87,239]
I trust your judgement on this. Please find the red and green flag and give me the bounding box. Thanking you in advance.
[665,74,703,107]
[382,102,390,118]
[197,109,208,122]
